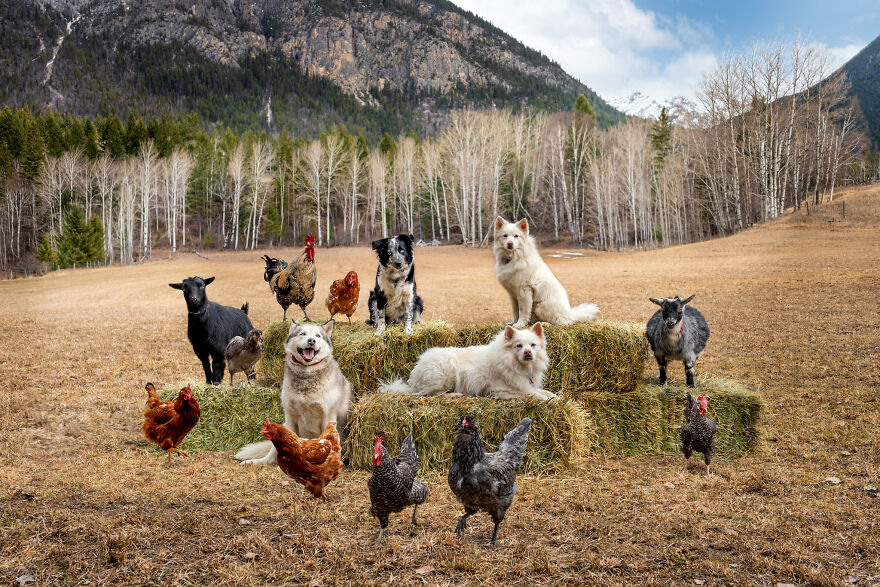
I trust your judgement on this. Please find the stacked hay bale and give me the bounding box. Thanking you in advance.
[168,320,763,472]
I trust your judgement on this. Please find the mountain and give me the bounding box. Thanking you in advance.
[609,92,697,121]
[0,0,625,136]
[839,34,880,149]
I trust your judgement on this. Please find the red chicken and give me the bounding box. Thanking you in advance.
[262,419,343,508]
[326,270,360,324]
[142,382,200,462]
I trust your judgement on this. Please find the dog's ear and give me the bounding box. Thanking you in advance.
[322,319,335,338]
[288,319,298,336]
[398,234,414,246]
[371,238,386,251]
[495,216,506,231]
[531,322,544,339]
[504,325,516,341]
[203,276,215,286]
[169,282,183,290]
[517,218,529,234]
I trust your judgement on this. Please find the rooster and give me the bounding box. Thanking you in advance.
[267,235,316,321]
[680,393,718,475]
[142,383,200,462]
[367,435,429,542]
[448,415,531,546]
[326,270,360,325]
[262,418,342,507]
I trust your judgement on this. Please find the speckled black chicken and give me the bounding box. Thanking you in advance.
[680,392,718,475]
[448,415,531,546]
[367,435,429,543]
[267,235,316,321]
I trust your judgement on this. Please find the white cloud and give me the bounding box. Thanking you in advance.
[811,42,863,71]
[451,0,717,104]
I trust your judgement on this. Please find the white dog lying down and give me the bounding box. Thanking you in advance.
[379,323,556,400]
[494,216,599,326]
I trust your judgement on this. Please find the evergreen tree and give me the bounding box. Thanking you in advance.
[83,119,100,159]
[651,107,672,166]
[19,121,46,180]
[56,207,105,268]
[574,93,597,122]
[379,132,397,159]
[36,235,57,267]
[100,114,125,158]
[124,113,148,155]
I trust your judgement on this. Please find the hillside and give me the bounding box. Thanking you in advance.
[0,0,625,136]
[840,34,880,149]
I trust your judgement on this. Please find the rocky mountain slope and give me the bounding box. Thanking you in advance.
[0,0,624,135]
[838,34,880,149]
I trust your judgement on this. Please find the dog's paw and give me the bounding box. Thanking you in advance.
[404,324,414,335]
[373,325,386,337]
[240,458,264,466]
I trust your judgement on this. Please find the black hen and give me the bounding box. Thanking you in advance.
[448,415,531,546]
[680,392,718,475]
[367,435,429,542]
[261,255,288,285]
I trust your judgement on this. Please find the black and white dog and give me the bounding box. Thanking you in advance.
[366,234,424,336]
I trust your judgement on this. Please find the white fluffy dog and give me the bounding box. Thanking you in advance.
[379,323,556,400]
[494,216,599,326]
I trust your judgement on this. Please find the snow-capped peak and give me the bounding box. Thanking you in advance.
[609,92,698,120]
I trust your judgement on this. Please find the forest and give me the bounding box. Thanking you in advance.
[0,41,876,275]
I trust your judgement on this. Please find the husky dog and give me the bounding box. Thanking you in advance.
[379,323,555,400]
[235,320,353,466]
[366,234,424,336]
[493,216,599,326]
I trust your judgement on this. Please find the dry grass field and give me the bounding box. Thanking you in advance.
[2,185,879,585]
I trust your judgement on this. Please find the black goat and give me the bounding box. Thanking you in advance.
[169,276,253,384]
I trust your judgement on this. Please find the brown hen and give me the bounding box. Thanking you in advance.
[326,270,360,325]
[143,383,200,462]
[262,419,343,507]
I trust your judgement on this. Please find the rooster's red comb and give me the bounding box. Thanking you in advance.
[374,436,384,444]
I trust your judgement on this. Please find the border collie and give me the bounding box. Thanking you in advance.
[366,234,424,336]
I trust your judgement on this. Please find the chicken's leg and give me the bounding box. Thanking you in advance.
[282,308,287,321]
[411,504,420,526]
[302,306,313,323]
[167,447,189,462]
[490,520,502,546]
[374,527,386,544]
[454,511,473,537]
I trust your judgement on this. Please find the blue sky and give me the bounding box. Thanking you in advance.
[451,0,878,103]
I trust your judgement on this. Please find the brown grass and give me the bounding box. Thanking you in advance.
[2,186,880,585]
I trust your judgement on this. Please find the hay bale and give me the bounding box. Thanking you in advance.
[347,394,594,475]
[580,376,764,456]
[258,320,646,398]
[158,376,761,463]
[162,384,282,452]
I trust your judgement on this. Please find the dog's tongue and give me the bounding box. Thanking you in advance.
[301,348,316,362]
